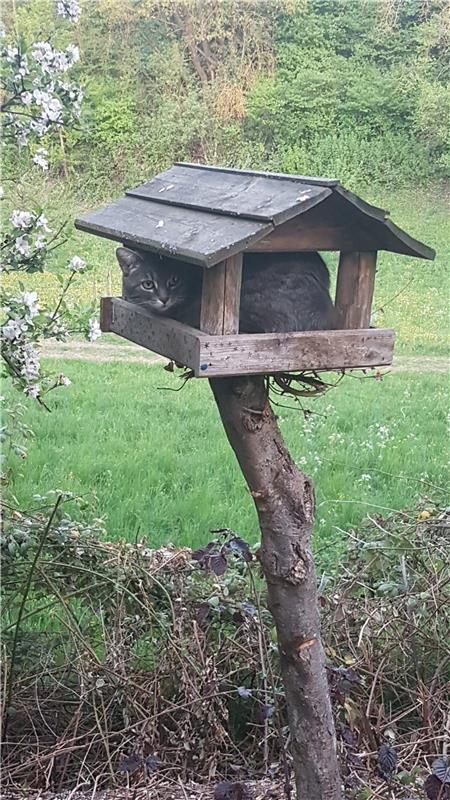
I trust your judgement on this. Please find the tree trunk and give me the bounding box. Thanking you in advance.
[210,375,342,800]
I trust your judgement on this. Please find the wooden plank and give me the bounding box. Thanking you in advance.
[335,252,377,328]
[200,254,242,335]
[75,196,273,268]
[127,165,331,225]
[100,296,113,332]
[176,162,339,187]
[99,299,394,377]
[197,328,395,377]
[100,298,200,369]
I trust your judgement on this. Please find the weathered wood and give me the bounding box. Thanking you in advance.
[335,251,377,328]
[100,297,200,367]
[177,161,339,187]
[77,165,435,266]
[197,327,394,376]
[75,196,273,268]
[127,164,331,225]
[210,375,342,800]
[101,299,395,376]
[200,254,243,335]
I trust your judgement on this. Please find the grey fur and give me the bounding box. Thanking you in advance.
[116,247,338,333]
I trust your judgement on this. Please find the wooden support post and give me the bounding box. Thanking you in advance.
[335,251,377,328]
[210,376,342,800]
[200,253,243,335]
[204,253,341,798]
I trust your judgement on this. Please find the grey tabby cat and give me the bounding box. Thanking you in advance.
[116,247,339,333]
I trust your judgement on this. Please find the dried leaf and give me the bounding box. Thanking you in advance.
[378,743,398,779]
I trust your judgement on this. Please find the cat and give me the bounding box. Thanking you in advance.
[116,246,339,333]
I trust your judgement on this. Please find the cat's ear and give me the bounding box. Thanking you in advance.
[116,247,143,276]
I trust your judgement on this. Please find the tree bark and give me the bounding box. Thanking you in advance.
[210,375,342,800]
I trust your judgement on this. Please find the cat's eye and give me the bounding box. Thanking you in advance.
[167,275,179,288]
[141,280,155,291]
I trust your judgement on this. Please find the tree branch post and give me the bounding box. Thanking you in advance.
[210,375,342,800]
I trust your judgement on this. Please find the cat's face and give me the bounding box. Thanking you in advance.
[116,247,199,315]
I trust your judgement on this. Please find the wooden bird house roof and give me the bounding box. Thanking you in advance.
[75,163,435,266]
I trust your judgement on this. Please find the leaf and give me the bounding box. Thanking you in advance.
[195,602,211,627]
[209,553,228,575]
[256,704,274,723]
[425,774,450,800]
[145,754,161,774]
[118,753,142,773]
[433,759,450,784]
[226,536,253,562]
[378,743,398,779]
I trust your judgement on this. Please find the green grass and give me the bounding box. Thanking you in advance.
[3,184,450,355]
[8,360,448,569]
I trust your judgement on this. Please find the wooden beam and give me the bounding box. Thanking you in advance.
[200,253,243,335]
[99,297,200,368]
[335,251,377,328]
[101,298,394,377]
[198,327,394,377]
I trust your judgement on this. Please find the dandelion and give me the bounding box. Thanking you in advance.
[68,255,86,272]
[88,318,101,342]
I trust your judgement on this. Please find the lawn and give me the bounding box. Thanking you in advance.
[8,359,448,570]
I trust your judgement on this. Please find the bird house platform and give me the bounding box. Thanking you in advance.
[76,163,434,376]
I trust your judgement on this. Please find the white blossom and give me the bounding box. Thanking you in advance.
[56,0,81,22]
[33,148,49,170]
[10,210,35,229]
[20,91,33,106]
[65,44,80,65]
[88,318,101,342]
[18,291,40,320]
[59,374,71,386]
[36,213,51,232]
[21,344,41,380]
[68,255,86,272]
[2,319,27,341]
[0,187,3,199]
[35,234,47,249]
[15,236,32,256]
[24,384,40,399]
[29,119,47,138]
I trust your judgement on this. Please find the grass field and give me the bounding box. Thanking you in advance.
[4,183,449,567]
[8,359,448,570]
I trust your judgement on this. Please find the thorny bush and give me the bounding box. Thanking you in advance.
[1,497,449,799]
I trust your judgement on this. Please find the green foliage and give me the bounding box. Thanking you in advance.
[5,0,448,193]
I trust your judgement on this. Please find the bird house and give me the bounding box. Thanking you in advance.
[75,163,434,377]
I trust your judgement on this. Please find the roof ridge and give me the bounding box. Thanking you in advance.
[175,162,339,188]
